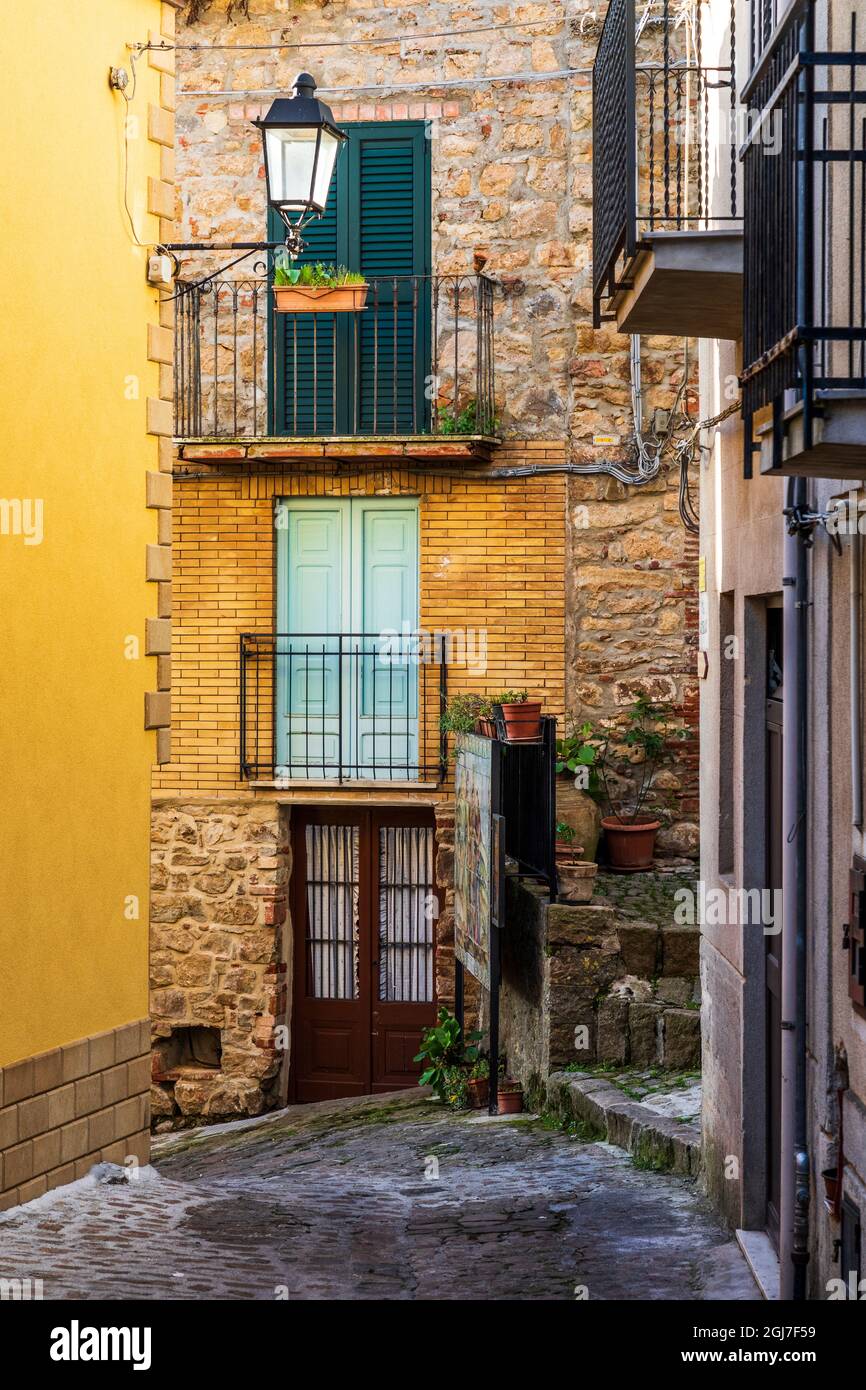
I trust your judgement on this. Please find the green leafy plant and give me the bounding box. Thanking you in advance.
[555,819,576,845]
[594,697,686,825]
[556,718,601,794]
[492,689,529,706]
[469,1057,490,1081]
[439,692,491,737]
[437,397,500,436]
[274,259,366,289]
[414,1008,482,1103]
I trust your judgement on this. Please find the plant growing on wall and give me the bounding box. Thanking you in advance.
[594,696,682,825]
[183,0,250,23]
[556,718,601,793]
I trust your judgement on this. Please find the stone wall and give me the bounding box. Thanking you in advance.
[150,801,289,1125]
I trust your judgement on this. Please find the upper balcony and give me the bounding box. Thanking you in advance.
[592,0,743,339]
[741,1,866,477]
[173,264,498,466]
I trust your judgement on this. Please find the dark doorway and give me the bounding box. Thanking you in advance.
[765,603,784,1248]
[290,806,437,1103]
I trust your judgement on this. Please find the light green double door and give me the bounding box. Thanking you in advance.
[276,498,420,780]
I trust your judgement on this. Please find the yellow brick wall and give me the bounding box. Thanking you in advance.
[154,441,566,798]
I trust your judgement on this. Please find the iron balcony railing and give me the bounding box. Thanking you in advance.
[175,265,495,441]
[740,1,866,464]
[240,632,448,784]
[592,0,740,325]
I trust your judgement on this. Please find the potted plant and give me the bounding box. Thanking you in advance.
[272,258,368,313]
[466,1057,490,1109]
[595,697,684,872]
[497,1077,524,1115]
[556,718,603,861]
[440,692,493,744]
[554,821,598,903]
[495,689,542,743]
[414,1007,482,1103]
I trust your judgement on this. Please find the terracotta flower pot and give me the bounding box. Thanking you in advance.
[500,701,542,742]
[272,283,368,313]
[497,1085,524,1115]
[466,1076,489,1109]
[475,716,496,738]
[601,815,661,872]
[556,860,598,903]
[821,1167,840,1205]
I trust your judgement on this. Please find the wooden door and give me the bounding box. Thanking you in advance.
[291,806,436,1102]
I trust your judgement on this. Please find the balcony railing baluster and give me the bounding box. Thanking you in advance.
[173,273,496,442]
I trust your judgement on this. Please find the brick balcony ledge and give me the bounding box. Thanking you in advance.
[175,434,499,465]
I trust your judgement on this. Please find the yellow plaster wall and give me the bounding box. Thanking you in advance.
[0,0,169,1063]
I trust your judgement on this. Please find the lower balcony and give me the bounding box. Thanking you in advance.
[240,633,447,788]
[174,271,498,465]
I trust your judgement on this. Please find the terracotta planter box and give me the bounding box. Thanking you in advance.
[497,1086,524,1115]
[601,815,661,872]
[272,283,369,313]
[500,700,542,742]
[556,859,598,903]
[466,1076,489,1109]
[475,717,496,738]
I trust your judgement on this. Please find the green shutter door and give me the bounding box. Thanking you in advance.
[276,499,419,779]
[270,122,430,436]
[352,500,419,777]
[275,503,349,777]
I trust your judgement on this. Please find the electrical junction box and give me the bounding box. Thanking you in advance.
[147,254,173,288]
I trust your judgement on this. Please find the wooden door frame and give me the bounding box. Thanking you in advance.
[288,803,439,1103]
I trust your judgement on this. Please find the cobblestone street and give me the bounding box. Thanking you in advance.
[0,1092,758,1301]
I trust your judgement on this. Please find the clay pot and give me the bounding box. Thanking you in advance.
[821,1167,840,1205]
[601,815,661,872]
[466,1076,489,1109]
[475,716,496,738]
[557,785,602,863]
[556,860,598,903]
[500,701,542,742]
[272,283,368,313]
[497,1084,524,1115]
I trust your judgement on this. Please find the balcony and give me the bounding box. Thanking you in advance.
[240,633,447,787]
[174,268,497,466]
[741,2,866,477]
[592,0,742,338]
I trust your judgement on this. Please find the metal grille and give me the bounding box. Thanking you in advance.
[592,0,636,325]
[378,826,435,1003]
[304,824,360,1000]
[240,632,448,785]
[741,5,866,434]
[174,264,496,441]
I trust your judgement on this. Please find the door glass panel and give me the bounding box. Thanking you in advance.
[305,824,360,999]
[378,826,434,1002]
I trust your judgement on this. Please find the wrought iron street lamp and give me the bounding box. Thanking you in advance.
[255,73,346,256]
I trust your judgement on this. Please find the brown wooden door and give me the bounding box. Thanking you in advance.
[291,806,437,1103]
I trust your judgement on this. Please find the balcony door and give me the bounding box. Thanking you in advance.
[275,497,419,780]
[268,121,432,436]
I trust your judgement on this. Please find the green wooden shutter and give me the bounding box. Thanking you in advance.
[269,123,430,436]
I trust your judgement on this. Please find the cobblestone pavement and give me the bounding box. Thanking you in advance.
[0,1092,758,1300]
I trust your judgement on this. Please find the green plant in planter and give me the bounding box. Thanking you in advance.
[437,398,500,436]
[469,1057,490,1080]
[273,258,366,288]
[439,692,491,736]
[594,696,687,825]
[555,819,576,845]
[556,718,601,795]
[414,1007,482,1103]
[492,689,529,706]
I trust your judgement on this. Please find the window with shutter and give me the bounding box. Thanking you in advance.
[269,122,431,436]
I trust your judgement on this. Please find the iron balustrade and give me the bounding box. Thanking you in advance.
[740,2,866,464]
[174,264,496,440]
[241,632,448,784]
[592,0,740,325]
[493,715,558,898]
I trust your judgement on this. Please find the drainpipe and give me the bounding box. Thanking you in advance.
[851,516,862,831]
[780,474,810,1301]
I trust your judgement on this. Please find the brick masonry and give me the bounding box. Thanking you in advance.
[0,1021,150,1210]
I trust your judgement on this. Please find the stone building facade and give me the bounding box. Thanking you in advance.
[151,0,699,1125]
